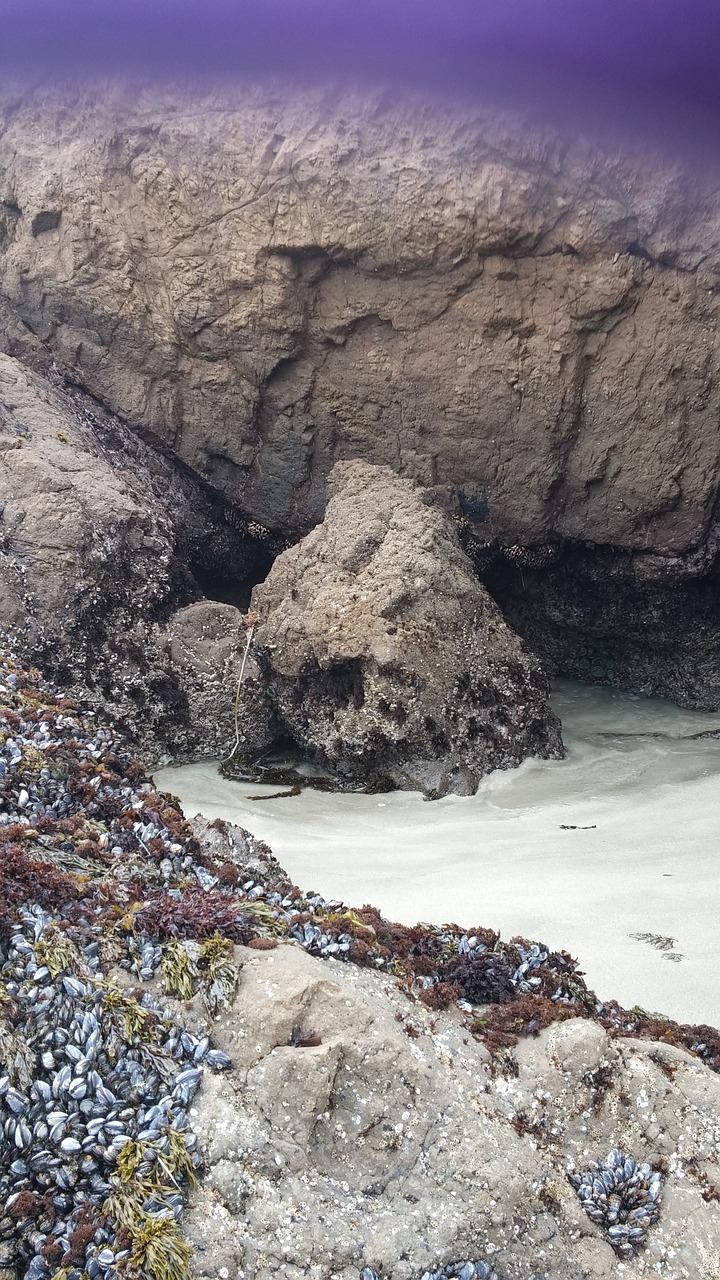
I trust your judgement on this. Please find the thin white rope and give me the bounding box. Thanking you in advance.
[222,622,255,765]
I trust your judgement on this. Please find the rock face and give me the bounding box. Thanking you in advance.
[0,351,268,757]
[156,601,250,759]
[1,80,720,556]
[233,461,562,796]
[2,79,720,708]
[483,539,720,710]
[182,940,720,1280]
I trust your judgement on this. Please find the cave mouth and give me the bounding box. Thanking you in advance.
[176,503,287,615]
[476,536,720,712]
[190,557,273,612]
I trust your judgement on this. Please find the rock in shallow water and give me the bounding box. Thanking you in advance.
[231,460,563,797]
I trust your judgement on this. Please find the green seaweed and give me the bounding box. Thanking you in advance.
[197,933,239,1016]
[0,1018,38,1088]
[35,927,75,978]
[103,986,155,1043]
[130,1216,193,1280]
[161,939,197,1001]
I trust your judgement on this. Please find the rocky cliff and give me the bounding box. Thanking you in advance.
[1,81,719,552]
[0,350,275,757]
[3,77,720,1280]
[1,80,720,707]
[0,352,561,786]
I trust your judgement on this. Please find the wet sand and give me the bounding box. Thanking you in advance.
[154,681,720,1027]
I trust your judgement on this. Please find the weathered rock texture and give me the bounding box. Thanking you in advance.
[0,351,270,756]
[482,539,720,710]
[232,461,562,795]
[2,79,720,706]
[1,80,720,554]
[156,601,250,758]
[180,940,720,1280]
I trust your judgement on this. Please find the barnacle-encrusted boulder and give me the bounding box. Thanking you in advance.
[155,601,249,759]
[235,461,563,795]
[0,352,265,758]
[182,942,720,1280]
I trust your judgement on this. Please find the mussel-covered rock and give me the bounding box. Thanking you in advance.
[568,1149,663,1258]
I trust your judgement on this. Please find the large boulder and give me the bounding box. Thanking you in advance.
[182,940,720,1280]
[234,462,562,796]
[4,82,720,707]
[156,601,249,759]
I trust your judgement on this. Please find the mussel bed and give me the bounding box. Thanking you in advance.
[2,653,719,1279]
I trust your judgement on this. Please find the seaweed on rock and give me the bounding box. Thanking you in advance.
[136,887,255,943]
[440,952,516,1004]
[2,646,720,1280]
[0,655,238,1280]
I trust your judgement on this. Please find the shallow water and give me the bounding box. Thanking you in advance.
[154,681,720,1027]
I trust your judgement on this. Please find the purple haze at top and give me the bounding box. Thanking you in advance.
[1,0,720,149]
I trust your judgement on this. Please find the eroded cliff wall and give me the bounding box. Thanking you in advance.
[2,80,720,710]
[1,80,719,553]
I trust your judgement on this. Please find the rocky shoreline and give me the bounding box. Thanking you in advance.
[2,75,720,1278]
[0,352,566,799]
[3,653,720,1279]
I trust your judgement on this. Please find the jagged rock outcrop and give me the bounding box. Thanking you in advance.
[0,351,268,756]
[232,461,562,796]
[181,940,720,1280]
[3,641,720,1280]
